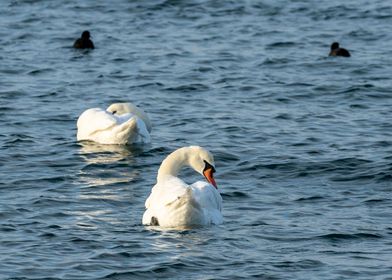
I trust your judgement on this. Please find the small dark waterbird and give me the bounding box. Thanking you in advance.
[329,42,350,57]
[73,30,94,49]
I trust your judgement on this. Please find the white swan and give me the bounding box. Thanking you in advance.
[142,146,223,228]
[77,102,151,145]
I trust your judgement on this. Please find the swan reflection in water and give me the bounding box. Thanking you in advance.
[77,141,145,188]
[72,142,147,227]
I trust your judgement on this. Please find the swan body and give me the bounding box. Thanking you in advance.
[77,102,151,145]
[142,146,223,228]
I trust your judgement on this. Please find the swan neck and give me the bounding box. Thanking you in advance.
[157,149,189,182]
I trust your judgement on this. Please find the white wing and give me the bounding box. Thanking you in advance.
[135,117,151,143]
[77,108,117,140]
[191,181,223,224]
[77,108,150,144]
[143,177,223,227]
[145,176,188,209]
[191,181,222,211]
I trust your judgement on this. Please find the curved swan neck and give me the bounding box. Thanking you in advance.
[157,146,215,184]
[157,147,189,182]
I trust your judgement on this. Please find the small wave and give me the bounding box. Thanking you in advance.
[376,173,392,182]
[318,233,383,241]
[3,137,35,146]
[244,157,378,180]
[295,195,325,202]
[244,221,269,227]
[272,259,324,269]
[261,58,292,66]
[338,84,375,94]
[194,66,215,73]
[213,151,240,162]
[221,191,249,199]
[38,232,57,238]
[363,198,389,204]
[31,197,75,206]
[101,260,197,279]
[0,106,14,112]
[273,113,292,120]
[164,84,209,92]
[36,91,60,98]
[27,68,53,75]
[129,82,164,89]
[265,41,297,49]
[349,103,370,109]
[3,134,36,147]
[0,225,16,232]
[330,173,380,182]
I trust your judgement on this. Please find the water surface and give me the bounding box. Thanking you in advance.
[1,0,392,279]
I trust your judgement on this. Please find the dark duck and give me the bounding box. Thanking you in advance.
[329,42,350,57]
[73,31,94,49]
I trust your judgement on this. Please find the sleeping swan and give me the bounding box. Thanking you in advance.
[77,102,151,145]
[142,146,223,228]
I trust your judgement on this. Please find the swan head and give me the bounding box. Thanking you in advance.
[107,103,136,116]
[106,102,152,132]
[188,146,217,188]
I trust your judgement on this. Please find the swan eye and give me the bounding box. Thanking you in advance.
[112,110,117,114]
[203,160,216,173]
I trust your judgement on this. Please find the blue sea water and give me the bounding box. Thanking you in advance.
[1,0,392,279]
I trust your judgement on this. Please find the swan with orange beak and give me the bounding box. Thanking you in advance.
[142,146,222,228]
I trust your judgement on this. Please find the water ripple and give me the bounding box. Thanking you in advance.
[1,0,392,279]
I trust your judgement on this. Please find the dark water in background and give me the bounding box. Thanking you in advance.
[1,0,392,279]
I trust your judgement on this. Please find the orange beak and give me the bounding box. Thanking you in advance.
[203,168,217,189]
